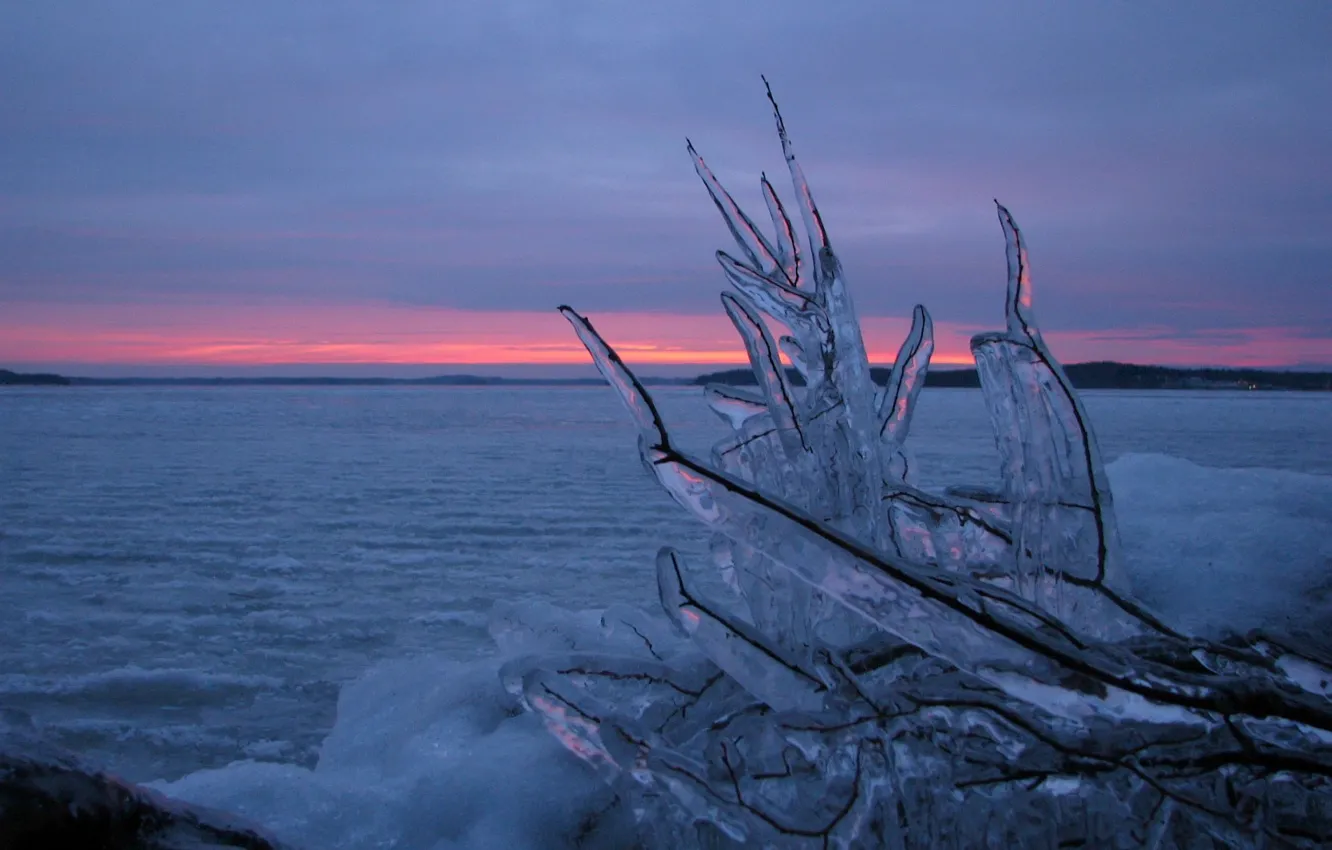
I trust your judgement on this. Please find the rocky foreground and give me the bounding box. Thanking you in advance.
[1,714,287,850]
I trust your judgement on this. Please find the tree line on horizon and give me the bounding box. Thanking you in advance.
[695,361,1332,391]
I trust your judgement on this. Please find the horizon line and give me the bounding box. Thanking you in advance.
[7,358,1332,382]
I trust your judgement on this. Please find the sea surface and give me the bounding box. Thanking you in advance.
[2,386,1330,787]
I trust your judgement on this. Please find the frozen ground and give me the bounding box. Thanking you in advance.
[2,386,1330,848]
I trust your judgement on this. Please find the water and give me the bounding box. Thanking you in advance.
[2,386,1330,786]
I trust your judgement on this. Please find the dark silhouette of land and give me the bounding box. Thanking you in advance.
[0,369,71,386]
[695,362,1332,391]
[3,363,1330,390]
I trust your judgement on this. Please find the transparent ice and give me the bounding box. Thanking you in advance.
[496,86,1332,847]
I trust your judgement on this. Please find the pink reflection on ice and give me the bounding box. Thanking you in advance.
[530,694,614,768]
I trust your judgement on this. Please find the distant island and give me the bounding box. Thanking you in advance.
[3,363,1330,390]
[696,361,1332,392]
[0,369,71,386]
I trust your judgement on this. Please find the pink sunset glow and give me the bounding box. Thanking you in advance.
[3,301,1327,375]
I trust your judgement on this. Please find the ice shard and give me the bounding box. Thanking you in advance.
[498,87,1332,848]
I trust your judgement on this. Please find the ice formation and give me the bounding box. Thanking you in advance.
[498,85,1332,847]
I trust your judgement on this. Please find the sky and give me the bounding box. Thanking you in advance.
[2,1,1330,377]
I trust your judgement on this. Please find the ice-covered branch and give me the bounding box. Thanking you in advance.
[502,88,1332,848]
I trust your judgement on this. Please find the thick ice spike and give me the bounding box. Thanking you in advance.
[689,140,779,274]
[559,306,668,449]
[721,292,809,455]
[765,77,830,290]
[761,172,801,288]
[971,205,1129,614]
[996,202,1038,341]
[878,304,934,444]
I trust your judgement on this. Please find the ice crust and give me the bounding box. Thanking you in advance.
[153,649,632,850]
[1110,454,1332,647]
[505,87,1332,847]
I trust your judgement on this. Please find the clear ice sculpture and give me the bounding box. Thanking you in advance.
[494,84,1332,848]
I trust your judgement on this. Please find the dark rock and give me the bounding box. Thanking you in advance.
[0,722,289,850]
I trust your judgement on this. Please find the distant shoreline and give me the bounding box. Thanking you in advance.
[697,362,1332,392]
[0,370,692,388]
[2,363,1330,391]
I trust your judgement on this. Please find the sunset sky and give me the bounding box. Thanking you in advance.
[3,2,1330,376]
